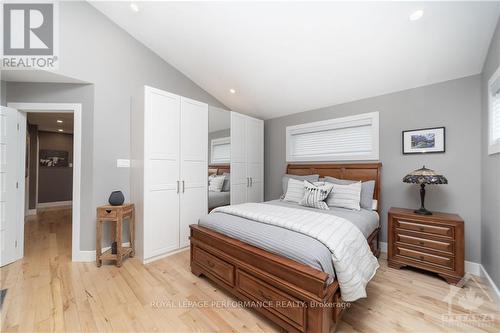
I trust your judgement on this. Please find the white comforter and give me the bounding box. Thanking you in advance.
[213,202,379,302]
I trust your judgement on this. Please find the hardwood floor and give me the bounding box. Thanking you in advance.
[1,207,499,332]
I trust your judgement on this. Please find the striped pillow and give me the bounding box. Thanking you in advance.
[326,181,362,210]
[283,178,306,203]
[299,181,334,210]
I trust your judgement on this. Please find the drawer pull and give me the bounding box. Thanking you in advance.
[106,209,112,214]
[259,290,273,302]
[419,255,424,260]
[419,241,425,246]
[419,226,425,231]
[206,260,215,268]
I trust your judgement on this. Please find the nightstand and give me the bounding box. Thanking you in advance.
[387,207,464,285]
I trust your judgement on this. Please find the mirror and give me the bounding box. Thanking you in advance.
[208,106,231,212]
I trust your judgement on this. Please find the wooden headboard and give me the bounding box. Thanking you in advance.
[209,164,230,175]
[287,163,382,212]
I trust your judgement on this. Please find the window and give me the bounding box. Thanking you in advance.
[286,112,379,162]
[489,66,500,155]
[210,137,230,164]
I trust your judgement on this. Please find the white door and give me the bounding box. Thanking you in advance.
[144,87,180,258]
[0,107,25,267]
[230,112,247,204]
[246,117,264,203]
[179,97,208,247]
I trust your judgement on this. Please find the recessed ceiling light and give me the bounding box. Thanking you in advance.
[57,120,63,123]
[58,129,63,132]
[229,88,236,94]
[130,3,139,12]
[409,9,424,21]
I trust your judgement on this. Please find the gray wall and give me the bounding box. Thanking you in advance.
[38,131,74,203]
[5,2,227,251]
[208,128,230,165]
[265,75,482,262]
[27,124,38,209]
[1,81,6,106]
[481,19,500,286]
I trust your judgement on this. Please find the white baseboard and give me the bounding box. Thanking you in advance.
[26,209,37,216]
[143,247,189,264]
[37,200,72,208]
[72,242,131,262]
[379,241,480,275]
[480,265,500,307]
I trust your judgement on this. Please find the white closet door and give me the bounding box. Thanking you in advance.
[144,87,180,258]
[246,117,264,203]
[230,112,247,204]
[179,97,208,247]
[0,107,23,267]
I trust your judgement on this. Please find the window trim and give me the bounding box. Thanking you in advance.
[285,111,379,162]
[210,136,230,164]
[488,65,500,155]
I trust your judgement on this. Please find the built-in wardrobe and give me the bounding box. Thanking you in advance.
[131,86,263,263]
[230,112,264,204]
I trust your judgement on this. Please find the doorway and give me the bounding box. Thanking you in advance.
[2,103,82,265]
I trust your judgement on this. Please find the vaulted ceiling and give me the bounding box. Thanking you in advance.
[91,1,500,119]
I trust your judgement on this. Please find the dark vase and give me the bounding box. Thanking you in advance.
[108,190,125,206]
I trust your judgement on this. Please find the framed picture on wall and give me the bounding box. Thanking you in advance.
[402,127,445,154]
[40,150,69,167]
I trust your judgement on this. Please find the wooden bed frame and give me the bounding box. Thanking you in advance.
[191,163,382,333]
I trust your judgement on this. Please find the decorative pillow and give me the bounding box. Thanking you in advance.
[282,178,306,203]
[326,181,362,211]
[299,181,334,210]
[208,175,225,192]
[222,172,230,192]
[282,174,319,195]
[324,177,375,210]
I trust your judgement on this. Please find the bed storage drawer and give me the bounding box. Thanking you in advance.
[192,247,234,285]
[236,270,306,330]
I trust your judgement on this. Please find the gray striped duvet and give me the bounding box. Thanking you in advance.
[198,200,379,282]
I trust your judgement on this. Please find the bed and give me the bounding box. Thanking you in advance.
[208,164,230,212]
[190,163,382,333]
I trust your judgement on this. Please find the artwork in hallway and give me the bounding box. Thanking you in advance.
[39,149,69,167]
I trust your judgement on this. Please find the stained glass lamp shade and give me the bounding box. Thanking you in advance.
[403,166,448,215]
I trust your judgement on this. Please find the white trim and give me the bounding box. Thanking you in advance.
[379,241,481,276]
[143,247,189,264]
[480,265,500,307]
[488,65,500,155]
[286,111,379,162]
[27,209,37,216]
[37,200,72,208]
[8,102,82,262]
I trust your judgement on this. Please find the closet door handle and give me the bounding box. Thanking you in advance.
[246,177,249,187]
[250,177,253,187]
[182,180,185,193]
[176,180,180,194]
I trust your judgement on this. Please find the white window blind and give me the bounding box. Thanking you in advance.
[489,66,500,155]
[211,137,230,164]
[286,112,379,162]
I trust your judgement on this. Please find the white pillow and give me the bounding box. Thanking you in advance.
[208,175,225,192]
[283,178,305,203]
[299,181,334,210]
[326,181,362,211]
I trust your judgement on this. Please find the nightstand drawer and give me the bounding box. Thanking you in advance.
[396,219,453,237]
[396,246,453,269]
[396,232,453,253]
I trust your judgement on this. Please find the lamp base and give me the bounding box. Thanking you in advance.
[414,208,432,215]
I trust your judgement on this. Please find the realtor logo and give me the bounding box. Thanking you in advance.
[1,2,58,69]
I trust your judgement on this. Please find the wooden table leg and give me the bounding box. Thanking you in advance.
[116,213,123,267]
[96,219,102,267]
[129,209,135,257]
